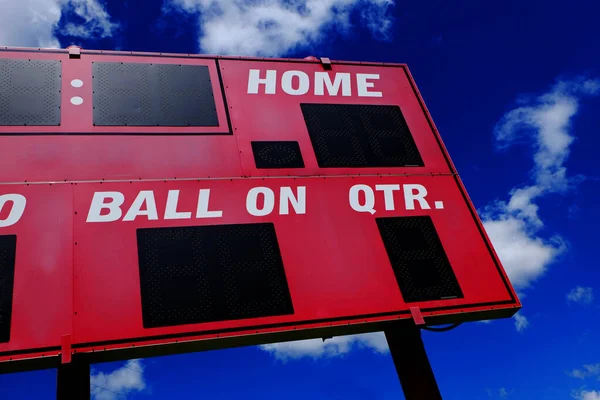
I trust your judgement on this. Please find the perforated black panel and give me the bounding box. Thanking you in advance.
[92,62,219,127]
[0,235,16,343]
[0,59,61,126]
[137,223,293,329]
[251,141,305,169]
[376,216,463,303]
[300,104,424,168]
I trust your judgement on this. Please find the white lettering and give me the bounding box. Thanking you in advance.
[0,194,26,228]
[356,73,382,97]
[123,191,158,222]
[246,187,275,216]
[248,70,383,97]
[349,185,376,215]
[375,184,400,211]
[196,189,223,218]
[279,186,306,215]
[314,72,351,96]
[403,184,431,210]
[164,190,191,219]
[281,70,310,95]
[247,69,277,94]
[87,192,124,222]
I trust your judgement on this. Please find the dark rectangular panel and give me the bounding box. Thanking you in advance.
[136,223,293,329]
[376,216,463,303]
[0,235,16,343]
[251,141,305,169]
[93,62,219,127]
[300,104,424,168]
[0,59,61,126]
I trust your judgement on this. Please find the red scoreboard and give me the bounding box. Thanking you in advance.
[0,47,520,372]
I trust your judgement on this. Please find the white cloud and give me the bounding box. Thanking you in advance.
[0,0,63,48]
[567,287,594,304]
[164,0,395,56]
[0,0,117,48]
[573,390,600,400]
[482,216,562,289]
[259,331,388,360]
[486,387,514,398]
[513,313,529,332]
[568,364,600,380]
[482,77,600,290]
[61,0,118,39]
[90,360,146,400]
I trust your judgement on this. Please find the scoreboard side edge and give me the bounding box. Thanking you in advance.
[401,65,522,314]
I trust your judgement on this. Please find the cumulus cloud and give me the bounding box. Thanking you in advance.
[513,313,529,332]
[573,389,600,400]
[164,0,395,56]
[0,0,118,48]
[568,364,600,380]
[0,0,63,48]
[482,77,600,290]
[259,332,388,360]
[90,360,146,400]
[567,287,594,304]
[60,0,119,39]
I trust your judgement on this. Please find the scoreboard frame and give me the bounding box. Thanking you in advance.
[0,46,520,373]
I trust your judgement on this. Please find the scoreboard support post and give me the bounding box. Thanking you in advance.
[384,323,443,400]
[56,361,91,400]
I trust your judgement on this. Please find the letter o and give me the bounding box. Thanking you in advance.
[0,194,26,228]
[281,70,309,95]
[246,187,275,216]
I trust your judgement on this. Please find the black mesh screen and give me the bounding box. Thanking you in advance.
[300,104,424,168]
[0,235,16,343]
[0,59,61,126]
[376,216,462,303]
[92,62,219,127]
[251,141,305,169]
[136,223,293,328]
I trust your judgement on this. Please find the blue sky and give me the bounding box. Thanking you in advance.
[1,0,600,399]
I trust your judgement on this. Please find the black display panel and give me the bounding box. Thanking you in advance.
[251,141,305,169]
[136,223,294,328]
[300,104,424,168]
[0,235,16,343]
[92,62,219,127]
[376,216,463,303]
[0,59,61,126]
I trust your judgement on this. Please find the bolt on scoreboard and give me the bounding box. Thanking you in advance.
[0,47,520,372]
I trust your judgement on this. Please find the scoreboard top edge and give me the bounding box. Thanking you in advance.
[0,46,409,68]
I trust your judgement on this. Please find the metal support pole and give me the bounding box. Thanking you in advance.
[56,361,90,400]
[384,322,443,400]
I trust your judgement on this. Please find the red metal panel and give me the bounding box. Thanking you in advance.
[219,60,452,177]
[71,176,515,348]
[0,184,73,362]
[0,51,241,183]
[0,135,243,183]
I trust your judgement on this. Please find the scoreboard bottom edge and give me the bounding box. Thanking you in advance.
[0,303,519,373]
